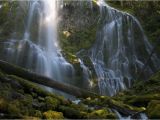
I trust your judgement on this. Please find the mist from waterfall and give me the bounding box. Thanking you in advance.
[1,0,74,84]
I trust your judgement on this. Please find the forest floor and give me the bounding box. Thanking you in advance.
[0,63,160,119]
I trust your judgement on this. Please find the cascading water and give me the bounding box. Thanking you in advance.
[80,0,160,96]
[0,0,159,97]
[1,0,74,85]
[79,58,94,88]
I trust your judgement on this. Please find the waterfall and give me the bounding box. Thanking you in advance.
[0,0,159,96]
[79,58,94,88]
[82,0,160,96]
[1,0,74,84]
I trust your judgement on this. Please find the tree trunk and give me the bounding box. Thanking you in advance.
[0,60,97,98]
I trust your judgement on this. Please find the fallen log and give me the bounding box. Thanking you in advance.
[0,60,97,98]
[0,60,145,117]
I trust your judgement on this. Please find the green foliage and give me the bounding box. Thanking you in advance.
[0,1,19,40]
[147,100,160,119]
[59,25,97,54]
[59,0,99,56]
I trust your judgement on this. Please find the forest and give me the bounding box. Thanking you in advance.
[0,0,160,119]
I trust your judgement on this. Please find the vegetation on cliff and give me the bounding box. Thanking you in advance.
[0,0,160,119]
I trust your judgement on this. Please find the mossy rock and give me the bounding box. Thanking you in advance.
[34,110,42,118]
[44,96,60,110]
[7,100,22,118]
[58,105,85,119]
[43,110,64,119]
[22,94,33,106]
[69,103,88,112]
[8,75,49,97]
[82,97,106,106]
[88,109,116,119]
[147,100,160,119]
[126,94,160,107]
[109,99,146,112]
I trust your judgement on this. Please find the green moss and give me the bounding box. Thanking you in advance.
[125,94,160,107]
[0,1,22,40]
[0,98,8,112]
[23,94,33,106]
[69,103,88,112]
[60,25,97,54]
[58,105,85,119]
[8,75,48,97]
[62,52,79,64]
[7,75,63,101]
[109,99,145,112]
[43,110,64,119]
[58,1,99,56]
[147,100,160,119]
[0,69,69,118]
[45,96,60,110]
[7,100,22,117]
[34,110,42,118]
[88,109,116,119]
[112,71,160,107]
[83,97,105,106]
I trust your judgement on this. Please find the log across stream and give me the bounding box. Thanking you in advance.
[0,60,97,98]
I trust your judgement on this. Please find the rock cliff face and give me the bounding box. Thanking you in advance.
[59,1,99,54]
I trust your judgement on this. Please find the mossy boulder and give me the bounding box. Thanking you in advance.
[58,105,85,119]
[44,96,60,110]
[125,94,160,107]
[83,97,106,106]
[0,69,67,119]
[147,100,160,119]
[43,110,64,119]
[109,99,146,113]
[88,109,116,119]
